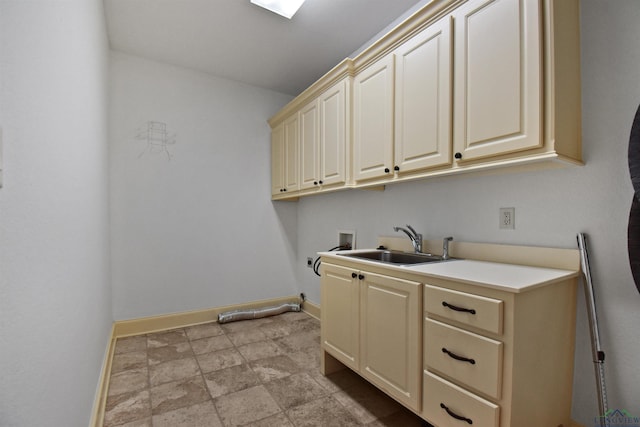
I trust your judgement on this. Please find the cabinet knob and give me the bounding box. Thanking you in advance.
[314,181,318,185]
[394,166,399,171]
[319,180,323,184]
[358,274,365,280]
[283,188,287,192]
[384,168,390,173]
[454,152,462,159]
[351,272,357,279]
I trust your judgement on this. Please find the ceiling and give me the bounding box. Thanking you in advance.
[104,0,423,96]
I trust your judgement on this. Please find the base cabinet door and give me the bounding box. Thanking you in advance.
[321,263,360,371]
[359,271,422,412]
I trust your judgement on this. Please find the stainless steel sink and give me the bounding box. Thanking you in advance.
[339,250,446,265]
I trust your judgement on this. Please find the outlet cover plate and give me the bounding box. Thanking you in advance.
[499,207,515,229]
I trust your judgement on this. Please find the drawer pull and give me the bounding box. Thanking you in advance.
[442,301,476,315]
[442,347,476,365]
[440,403,473,424]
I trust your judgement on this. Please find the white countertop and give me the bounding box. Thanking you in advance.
[319,250,580,293]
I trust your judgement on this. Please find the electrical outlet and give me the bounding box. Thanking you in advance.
[499,207,515,229]
[307,257,313,268]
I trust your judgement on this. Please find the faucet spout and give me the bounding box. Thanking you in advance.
[393,225,423,253]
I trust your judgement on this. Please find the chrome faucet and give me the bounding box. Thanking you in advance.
[393,225,422,253]
[442,236,453,260]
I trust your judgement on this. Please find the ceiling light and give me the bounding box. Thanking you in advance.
[251,0,306,19]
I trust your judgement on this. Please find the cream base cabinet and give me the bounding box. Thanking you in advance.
[359,271,422,412]
[422,279,577,427]
[452,0,542,162]
[320,263,422,412]
[394,15,452,174]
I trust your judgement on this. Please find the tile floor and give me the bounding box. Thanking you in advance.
[103,311,427,427]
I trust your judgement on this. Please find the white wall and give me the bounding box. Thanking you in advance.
[109,52,297,320]
[0,0,111,426]
[296,0,640,424]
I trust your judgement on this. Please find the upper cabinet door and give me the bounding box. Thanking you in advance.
[300,99,320,190]
[271,123,285,196]
[453,0,542,162]
[394,16,452,174]
[283,113,300,192]
[353,54,395,181]
[319,79,348,187]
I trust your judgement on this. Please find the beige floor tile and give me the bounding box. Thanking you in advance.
[107,367,149,397]
[190,334,233,355]
[287,347,321,371]
[184,322,223,340]
[103,389,151,427]
[236,339,285,361]
[285,395,361,427]
[264,372,328,410]
[111,350,147,373]
[249,355,301,382]
[147,329,188,348]
[149,357,200,386]
[147,341,193,365]
[196,347,245,373]
[273,331,320,354]
[226,327,268,346]
[152,400,222,427]
[214,385,281,427]
[150,375,210,415]
[247,412,294,427]
[111,418,152,427]
[203,363,261,398]
[257,318,294,339]
[115,336,147,354]
[219,317,273,334]
[307,368,361,393]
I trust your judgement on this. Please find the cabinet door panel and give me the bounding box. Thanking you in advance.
[320,80,347,186]
[300,100,320,190]
[283,114,299,191]
[360,272,421,411]
[395,17,452,173]
[271,124,285,196]
[321,263,360,370]
[353,55,394,181]
[453,0,541,161]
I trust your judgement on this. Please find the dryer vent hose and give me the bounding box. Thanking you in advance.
[217,302,301,324]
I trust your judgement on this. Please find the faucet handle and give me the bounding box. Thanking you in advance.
[442,237,453,260]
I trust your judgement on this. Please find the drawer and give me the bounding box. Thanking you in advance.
[423,370,499,427]
[424,284,504,334]
[424,318,503,398]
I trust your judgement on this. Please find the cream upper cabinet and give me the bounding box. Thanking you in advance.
[300,100,320,190]
[318,78,348,187]
[359,271,422,412]
[394,16,453,173]
[452,0,542,162]
[353,54,395,181]
[271,113,299,197]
